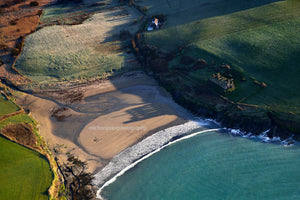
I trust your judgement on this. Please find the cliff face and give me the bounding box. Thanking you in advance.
[132,34,300,140]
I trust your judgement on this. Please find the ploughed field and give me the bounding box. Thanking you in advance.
[143,0,300,115]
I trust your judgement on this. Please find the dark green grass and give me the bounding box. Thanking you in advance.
[186,17,300,114]
[146,0,300,114]
[145,0,300,52]
[0,136,53,200]
[0,94,20,116]
[137,0,279,28]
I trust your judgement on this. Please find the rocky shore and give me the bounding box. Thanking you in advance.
[131,33,300,141]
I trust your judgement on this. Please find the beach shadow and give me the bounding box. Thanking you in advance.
[123,103,166,124]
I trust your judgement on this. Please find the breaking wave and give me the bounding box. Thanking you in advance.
[93,117,296,199]
[226,128,296,146]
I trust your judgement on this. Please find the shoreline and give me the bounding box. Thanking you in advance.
[93,120,220,199]
[132,33,300,141]
[93,117,298,199]
[16,71,191,173]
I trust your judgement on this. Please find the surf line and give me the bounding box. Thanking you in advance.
[97,128,220,199]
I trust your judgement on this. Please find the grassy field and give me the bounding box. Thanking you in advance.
[137,0,279,28]
[0,86,53,199]
[143,0,300,114]
[0,114,36,128]
[15,2,142,85]
[0,93,20,116]
[0,136,53,200]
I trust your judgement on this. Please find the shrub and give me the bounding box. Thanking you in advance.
[13,0,25,4]
[193,59,207,70]
[119,30,132,41]
[15,42,23,50]
[221,64,231,70]
[10,20,17,25]
[180,55,195,65]
[11,48,20,56]
[141,6,148,12]
[261,82,267,88]
[0,43,8,50]
[29,1,39,7]
[56,0,83,5]
[150,58,169,73]
[37,9,43,16]
[1,3,12,8]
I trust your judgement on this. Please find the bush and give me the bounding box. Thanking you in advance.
[261,82,267,88]
[10,20,17,25]
[141,6,148,12]
[150,58,169,73]
[193,59,207,70]
[119,30,132,41]
[13,0,25,4]
[1,3,12,8]
[180,55,195,65]
[56,0,83,5]
[29,1,39,7]
[37,9,43,16]
[0,43,8,50]
[11,48,20,56]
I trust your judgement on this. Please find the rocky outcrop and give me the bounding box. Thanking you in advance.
[57,155,97,200]
[132,33,300,140]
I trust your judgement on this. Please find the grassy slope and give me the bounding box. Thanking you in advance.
[15,1,141,84]
[0,114,36,128]
[144,0,300,114]
[137,0,279,28]
[0,93,20,116]
[0,136,53,200]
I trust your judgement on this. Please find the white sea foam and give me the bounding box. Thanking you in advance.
[93,119,219,199]
[93,118,296,199]
[226,128,295,146]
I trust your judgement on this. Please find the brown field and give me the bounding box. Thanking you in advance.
[0,0,53,84]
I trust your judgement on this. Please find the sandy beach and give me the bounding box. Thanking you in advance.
[17,71,188,173]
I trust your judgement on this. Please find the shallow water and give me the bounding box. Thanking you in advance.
[101,130,300,200]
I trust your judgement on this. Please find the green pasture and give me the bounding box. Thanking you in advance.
[0,136,53,200]
[144,0,300,114]
[15,0,140,85]
[0,94,20,116]
[145,0,300,51]
[0,114,36,129]
[15,26,125,83]
[40,0,115,26]
[138,0,279,27]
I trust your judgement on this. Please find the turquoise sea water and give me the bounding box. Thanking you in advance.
[101,130,300,200]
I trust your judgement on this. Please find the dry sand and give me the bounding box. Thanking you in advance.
[17,71,188,173]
